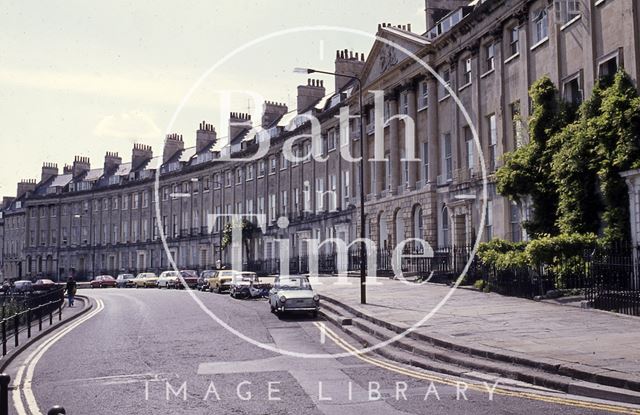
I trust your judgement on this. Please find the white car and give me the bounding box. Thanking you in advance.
[268,276,319,317]
[157,271,180,289]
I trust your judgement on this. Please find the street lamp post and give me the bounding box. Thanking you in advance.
[294,67,367,304]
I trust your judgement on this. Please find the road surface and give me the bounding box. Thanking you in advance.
[4,287,635,414]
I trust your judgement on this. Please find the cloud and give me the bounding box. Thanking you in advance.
[93,110,161,140]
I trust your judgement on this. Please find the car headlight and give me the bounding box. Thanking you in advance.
[313,295,320,302]
[280,295,287,303]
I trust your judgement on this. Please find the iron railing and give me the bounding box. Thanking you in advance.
[0,288,64,357]
[0,373,65,414]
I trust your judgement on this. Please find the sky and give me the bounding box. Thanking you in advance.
[0,0,427,197]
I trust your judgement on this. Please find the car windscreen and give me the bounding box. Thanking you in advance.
[276,279,312,290]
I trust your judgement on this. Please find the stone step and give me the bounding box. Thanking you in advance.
[319,299,640,405]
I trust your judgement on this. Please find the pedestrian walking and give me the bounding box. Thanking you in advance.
[65,277,77,307]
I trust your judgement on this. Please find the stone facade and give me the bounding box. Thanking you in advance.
[1,0,639,280]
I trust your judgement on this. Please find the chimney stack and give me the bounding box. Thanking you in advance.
[228,112,252,143]
[196,121,217,153]
[63,164,73,175]
[132,143,153,169]
[261,101,288,128]
[41,162,58,183]
[17,179,37,199]
[296,79,326,114]
[334,49,366,92]
[162,134,184,163]
[71,156,90,178]
[103,152,122,174]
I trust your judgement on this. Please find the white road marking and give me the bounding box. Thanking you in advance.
[318,322,327,344]
[12,298,104,415]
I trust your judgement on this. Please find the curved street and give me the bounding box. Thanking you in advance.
[4,288,635,414]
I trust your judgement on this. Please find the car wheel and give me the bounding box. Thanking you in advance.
[270,303,275,313]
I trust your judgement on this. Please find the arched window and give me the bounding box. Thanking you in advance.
[378,214,388,250]
[413,206,424,242]
[394,210,404,249]
[364,215,370,239]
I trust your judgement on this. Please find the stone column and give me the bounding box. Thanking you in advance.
[375,137,384,196]
[407,86,418,190]
[389,97,400,194]
[427,77,439,184]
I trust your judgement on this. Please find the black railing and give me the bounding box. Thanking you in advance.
[0,288,64,357]
[585,245,640,316]
[476,244,640,316]
[0,373,65,415]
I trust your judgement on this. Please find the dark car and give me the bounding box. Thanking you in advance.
[14,280,34,293]
[116,274,136,288]
[33,279,57,291]
[199,270,217,291]
[90,275,117,288]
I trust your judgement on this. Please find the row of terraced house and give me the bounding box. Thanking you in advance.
[1,0,639,281]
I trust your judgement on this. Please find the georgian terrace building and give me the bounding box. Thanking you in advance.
[1,0,638,280]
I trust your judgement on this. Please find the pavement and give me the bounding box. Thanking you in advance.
[313,277,640,391]
[0,295,89,372]
[3,288,630,414]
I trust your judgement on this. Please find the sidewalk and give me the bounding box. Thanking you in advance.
[0,295,90,371]
[314,277,640,383]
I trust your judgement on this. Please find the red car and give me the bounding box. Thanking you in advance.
[33,279,57,291]
[90,275,117,288]
[177,270,199,289]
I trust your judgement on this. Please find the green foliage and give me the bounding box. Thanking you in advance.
[221,219,260,261]
[591,72,640,242]
[478,233,598,289]
[551,123,601,234]
[499,71,640,243]
[497,77,569,237]
[473,279,486,291]
[477,239,527,271]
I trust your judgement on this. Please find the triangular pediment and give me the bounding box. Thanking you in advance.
[360,26,431,87]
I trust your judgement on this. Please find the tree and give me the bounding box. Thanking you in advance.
[496,77,570,237]
[221,219,260,262]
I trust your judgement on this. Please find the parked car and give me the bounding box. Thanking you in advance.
[132,272,158,288]
[198,270,217,291]
[177,270,199,289]
[90,275,117,288]
[229,272,271,299]
[268,276,319,317]
[157,271,180,289]
[205,270,236,293]
[116,274,136,288]
[33,279,57,291]
[14,280,34,293]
